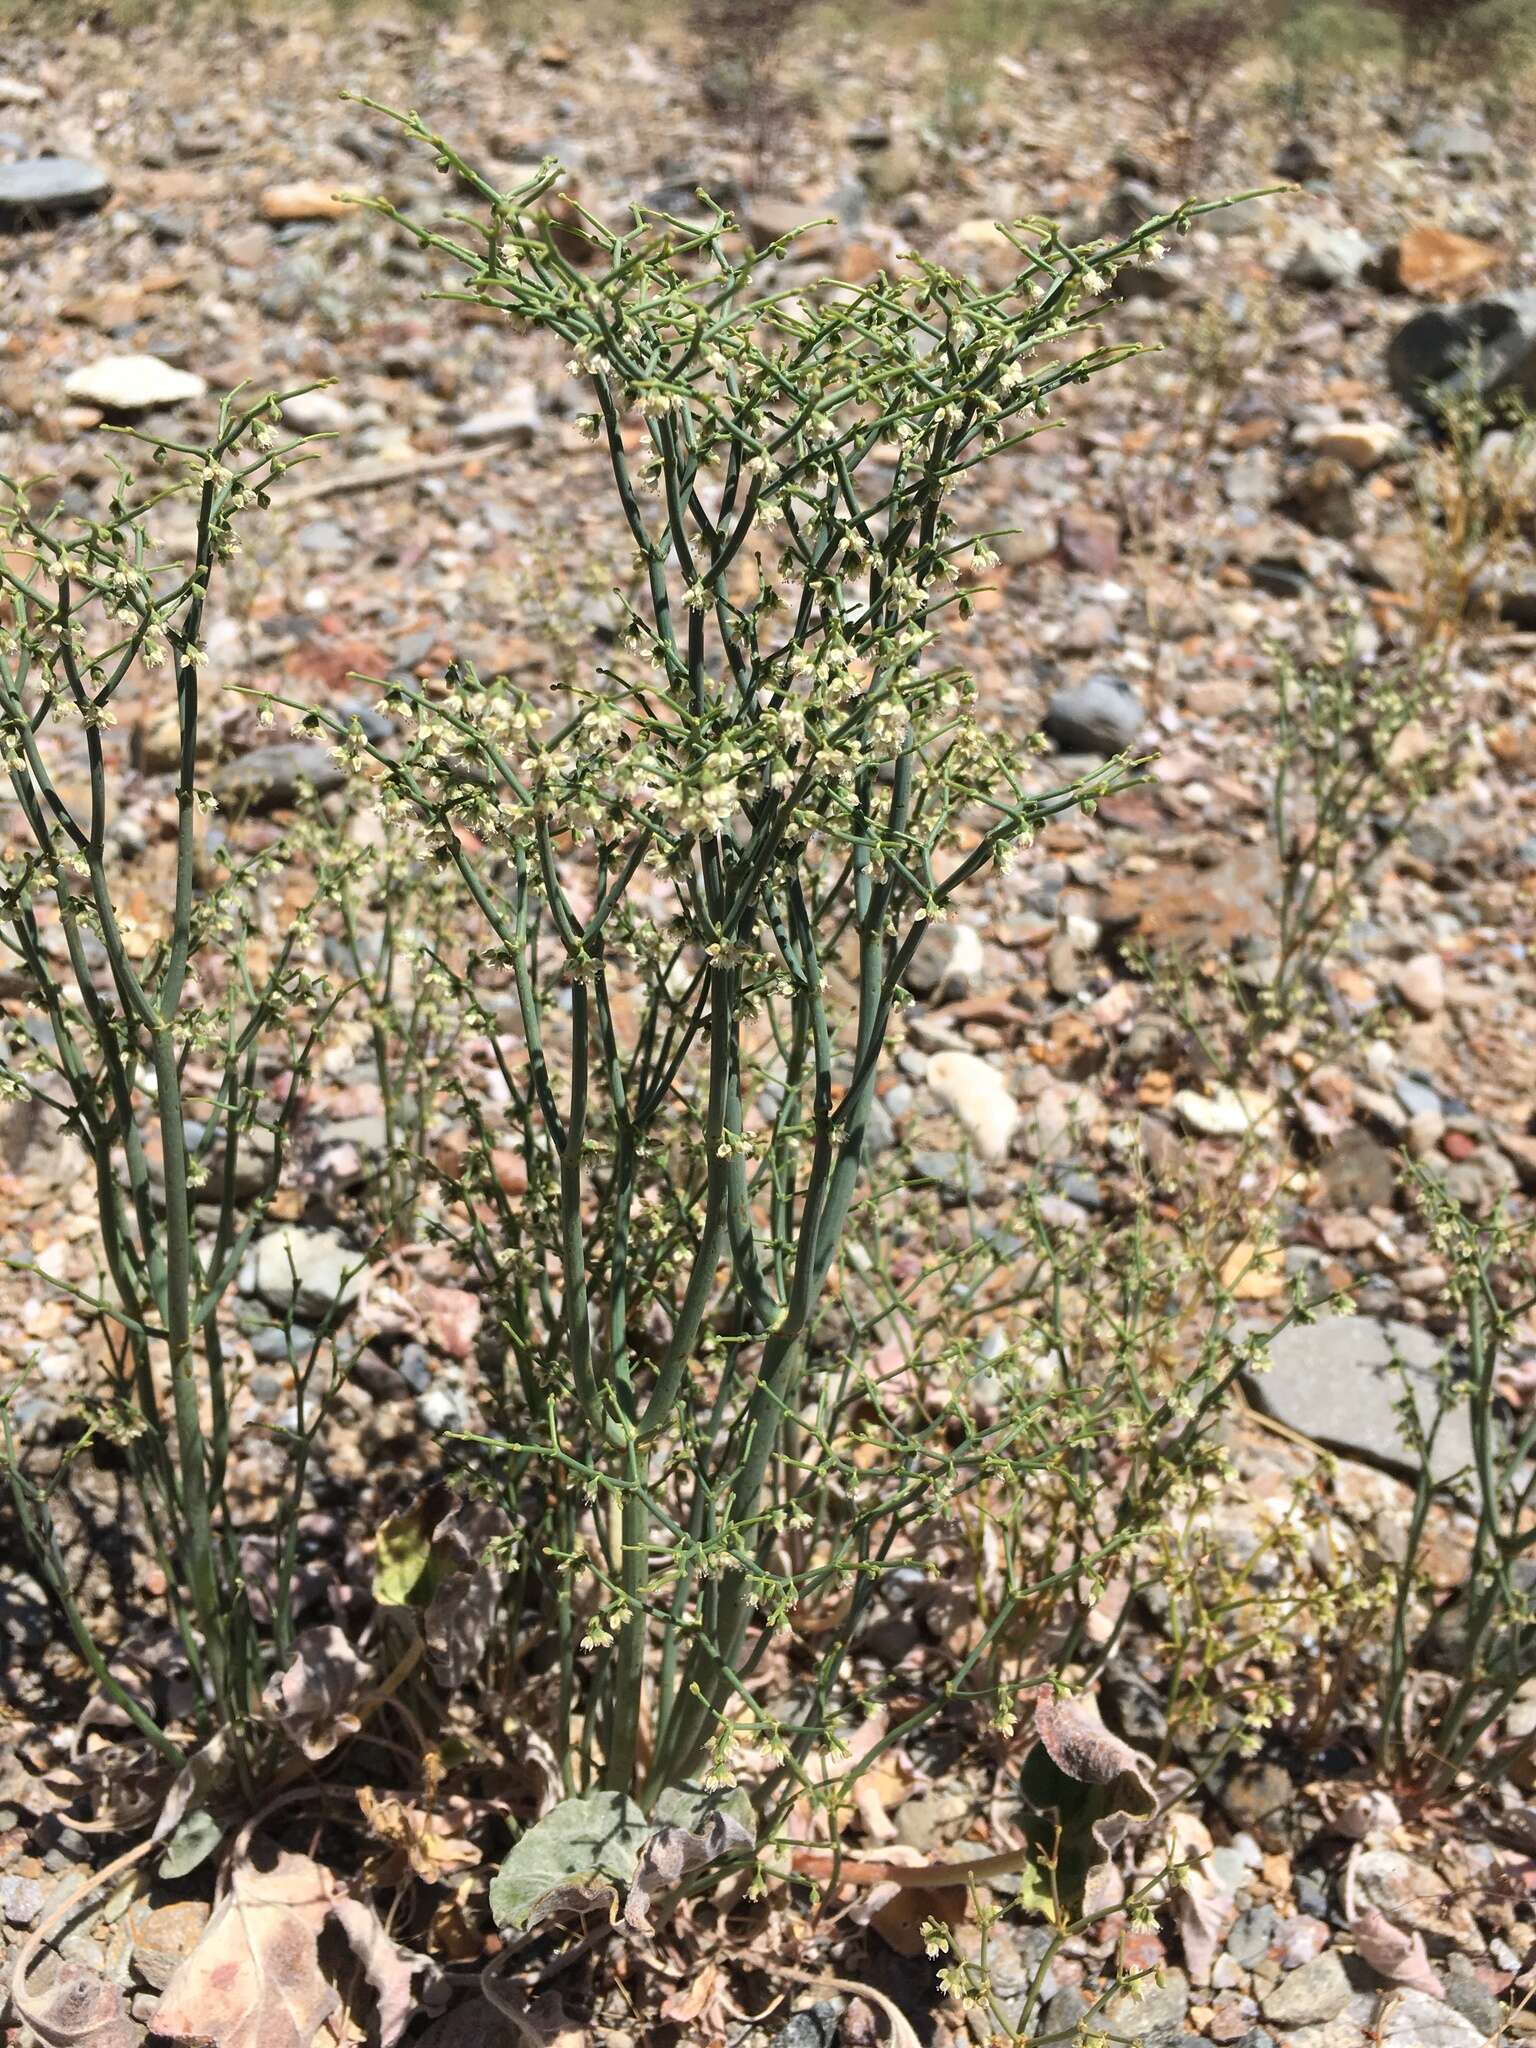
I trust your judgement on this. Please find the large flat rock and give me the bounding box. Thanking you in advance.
[1244,1314,1473,1485]
[0,157,111,226]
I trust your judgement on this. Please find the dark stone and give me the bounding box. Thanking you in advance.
[1219,1758,1294,1846]
[1275,136,1329,182]
[768,2004,840,2048]
[1387,291,1536,419]
[1279,457,1359,540]
[1497,577,1536,630]
[1100,1660,1169,1748]
[0,156,112,226]
[1248,554,1310,598]
[1097,177,1164,241]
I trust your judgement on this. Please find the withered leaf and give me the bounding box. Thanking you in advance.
[1352,1907,1444,1998]
[624,1782,755,1933]
[358,1785,480,1885]
[330,1891,435,2048]
[261,1625,372,1760]
[14,1965,137,2048]
[149,1846,337,2048]
[1021,1688,1158,1919]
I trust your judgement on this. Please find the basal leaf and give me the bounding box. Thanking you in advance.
[489,1789,648,1932]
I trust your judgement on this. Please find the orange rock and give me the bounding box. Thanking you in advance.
[1392,226,1498,298]
[260,178,356,222]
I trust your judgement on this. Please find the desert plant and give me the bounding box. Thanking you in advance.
[1413,392,1536,646]
[687,0,813,186]
[1378,1178,1536,1794]
[1088,0,1254,180]
[302,104,1242,1852]
[1263,642,1455,1028]
[0,396,351,1769]
[1364,0,1529,90]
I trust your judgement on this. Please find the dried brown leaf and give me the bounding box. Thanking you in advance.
[1352,1907,1444,1998]
[15,1965,137,2048]
[149,1846,337,2047]
[659,1961,722,2026]
[262,1625,372,1760]
[1032,1688,1155,1792]
[329,1891,432,2048]
[357,1786,480,1885]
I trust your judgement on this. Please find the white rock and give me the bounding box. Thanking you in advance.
[1298,419,1402,472]
[1173,1085,1274,1138]
[280,389,354,433]
[943,922,985,990]
[63,353,205,413]
[239,1227,363,1324]
[1382,1990,1483,2047]
[457,379,541,446]
[1393,951,1445,1017]
[926,1051,1019,1163]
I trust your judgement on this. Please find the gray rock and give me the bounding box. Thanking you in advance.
[1101,1967,1190,2040]
[1319,1130,1396,1210]
[0,1874,47,1927]
[1387,291,1536,419]
[1382,1990,1485,2046]
[0,156,111,226]
[861,1091,896,1157]
[1228,1903,1278,1968]
[249,1323,312,1364]
[213,742,345,813]
[1394,1075,1442,1121]
[417,1381,476,1433]
[1244,1315,1472,1484]
[895,1785,974,1851]
[1410,116,1494,167]
[457,379,540,446]
[1283,228,1371,289]
[903,920,984,1001]
[182,1117,278,1204]
[909,1149,984,1204]
[1043,674,1144,756]
[239,1227,363,1324]
[296,518,351,558]
[1443,1954,1505,2037]
[397,1343,433,1393]
[1261,1952,1351,2028]
[1044,1988,1092,2039]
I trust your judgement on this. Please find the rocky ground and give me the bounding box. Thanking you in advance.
[3,5,1536,2046]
